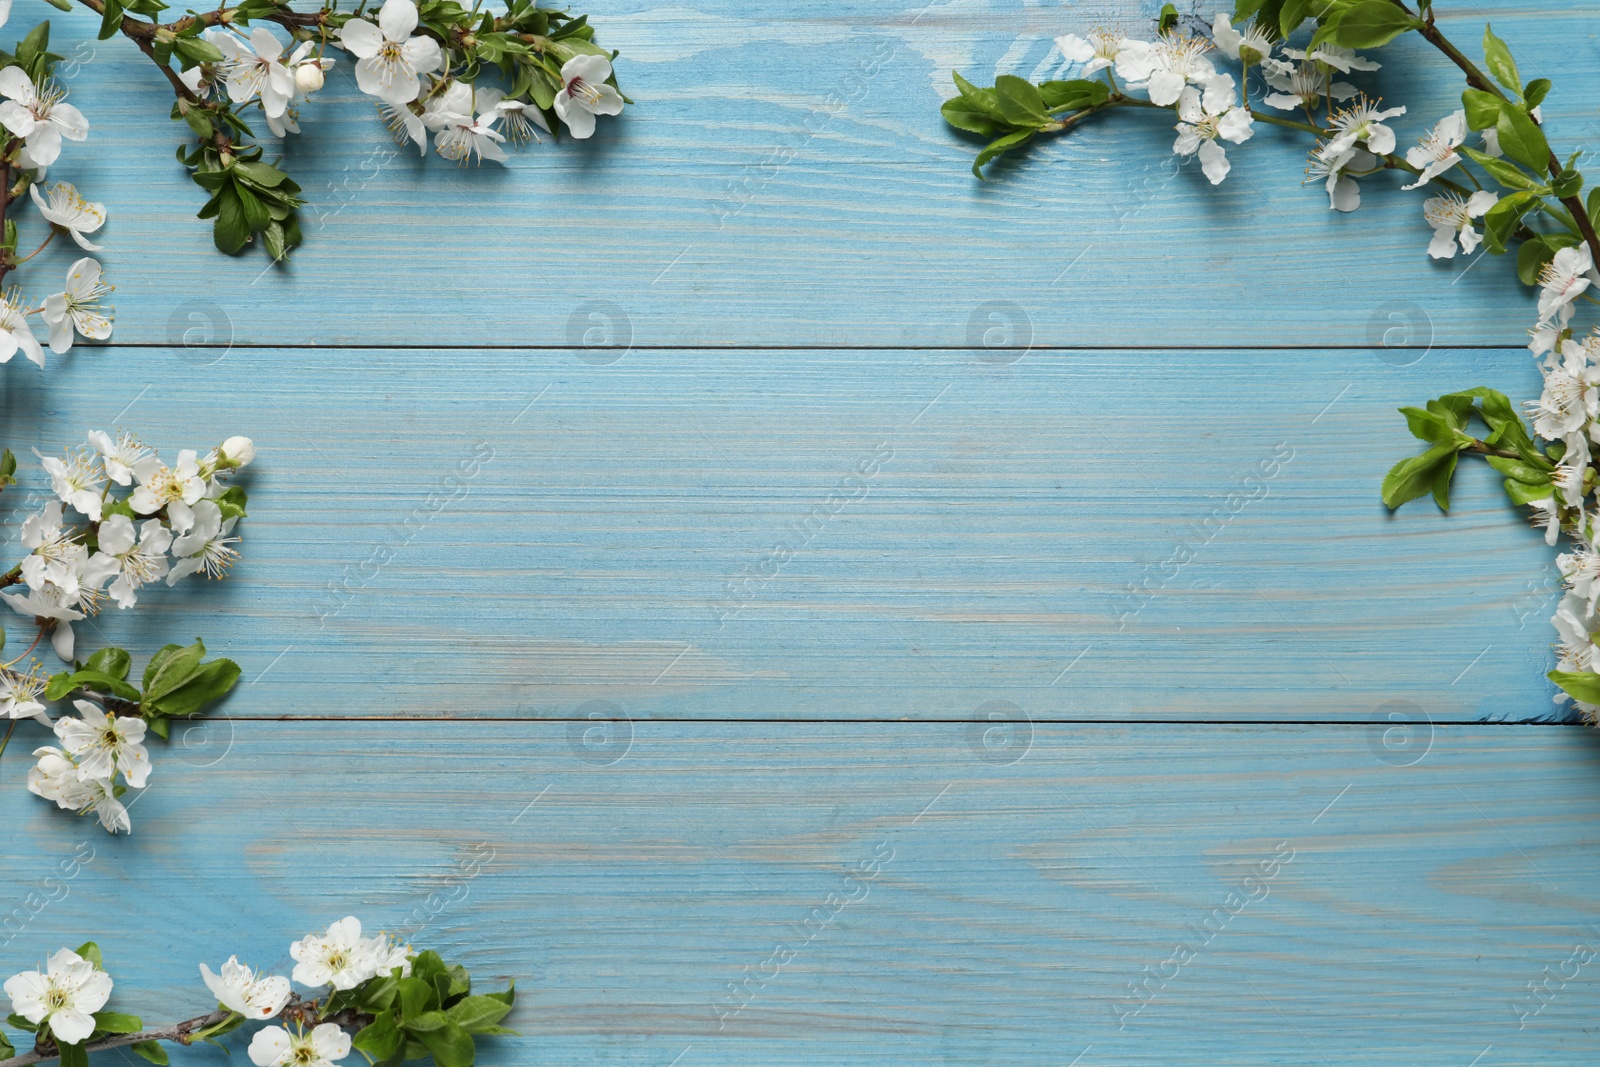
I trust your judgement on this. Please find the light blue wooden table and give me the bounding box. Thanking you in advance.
[4,0,1599,1063]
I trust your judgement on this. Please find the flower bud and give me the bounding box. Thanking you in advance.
[219,436,256,469]
[294,62,325,94]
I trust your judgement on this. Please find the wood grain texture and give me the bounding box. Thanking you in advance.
[27,0,1600,347]
[0,344,1566,722]
[3,723,1600,1066]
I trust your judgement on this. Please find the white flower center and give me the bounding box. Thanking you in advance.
[565,75,602,107]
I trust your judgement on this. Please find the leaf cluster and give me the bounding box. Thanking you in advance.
[1382,387,1552,511]
[345,951,518,1067]
[43,638,240,737]
[942,71,1110,177]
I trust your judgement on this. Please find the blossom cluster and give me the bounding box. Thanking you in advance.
[1,431,255,661]
[0,15,117,368]
[1,919,512,1067]
[947,3,1600,723]
[90,0,625,257]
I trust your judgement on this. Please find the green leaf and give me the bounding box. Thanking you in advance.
[483,981,515,1007]
[0,447,15,488]
[233,159,287,189]
[353,1010,403,1060]
[1399,406,1461,445]
[1481,189,1542,254]
[361,973,400,1012]
[415,1021,476,1067]
[15,21,48,69]
[45,668,141,702]
[446,995,512,1033]
[992,75,1046,126]
[57,1040,87,1067]
[92,1011,143,1034]
[1518,236,1557,285]
[941,95,996,136]
[96,0,124,39]
[1549,670,1600,705]
[1481,24,1521,95]
[6,1014,37,1033]
[397,977,436,1020]
[172,35,223,64]
[1460,88,1501,131]
[131,1040,169,1065]
[1037,78,1108,111]
[1431,449,1459,510]
[950,72,1003,122]
[972,128,1034,178]
[1460,146,1545,192]
[74,942,103,968]
[1279,0,1314,38]
[1504,476,1557,506]
[86,646,132,681]
[1496,104,1551,173]
[0,1031,12,1059]
[1332,1,1417,49]
[216,485,249,520]
[405,1010,450,1034]
[1524,77,1551,108]
[1552,168,1583,199]
[212,184,250,255]
[1484,455,1553,485]
[1382,443,1461,510]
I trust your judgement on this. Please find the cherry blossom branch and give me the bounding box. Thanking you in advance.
[0,1000,369,1067]
[1401,1,1600,266]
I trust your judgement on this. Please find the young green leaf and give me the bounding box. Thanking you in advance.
[972,129,1035,178]
[1332,1,1417,49]
[1495,104,1551,173]
[1382,443,1462,509]
[92,1011,144,1034]
[1481,24,1521,95]
[1460,146,1545,192]
[1549,670,1600,705]
[130,1040,169,1065]
[993,75,1046,126]
[941,95,998,136]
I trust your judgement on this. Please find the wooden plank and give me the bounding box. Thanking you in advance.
[0,345,1560,722]
[2,722,1598,1064]
[33,0,1597,348]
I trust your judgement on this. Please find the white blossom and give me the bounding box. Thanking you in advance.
[0,288,44,369]
[3,948,113,1045]
[166,500,240,584]
[85,514,172,608]
[1172,79,1253,186]
[339,0,443,106]
[249,1023,351,1067]
[54,699,151,787]
[1402,110,1468,190]
[475,87,549,145]
[1324,96,1405,156]
[1537,245,1595,327]
[1290,42,1379,73]
[129,449,205,533]
[1260,55,1356,112]
[1115,33,1214,107]
[0,667,48,727]
[1304,141,1374,212]
[88,430,150,486]
[43,257,113,354]
[552,53,624,138]
[38,446,104,520]
[378,98,427,153]
[1422,189,1498,259]
[291,917,380,990]
[1057,29,1141,75]
[0,68,87,168]
[425,82,507,164]
[201,957,292,1020]
[1210,13,1273,65]
[30,182,106,252]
